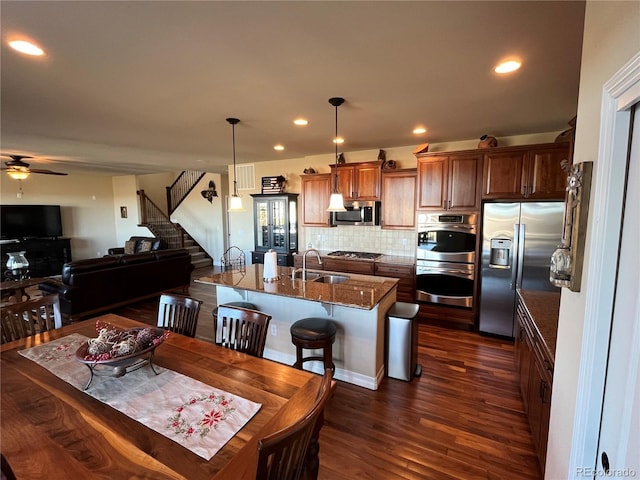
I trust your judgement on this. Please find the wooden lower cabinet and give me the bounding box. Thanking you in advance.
[252,251,293,267]
[374,263,414,302]
[515,294,553,474]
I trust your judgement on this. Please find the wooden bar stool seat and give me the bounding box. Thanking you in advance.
[290,317,337,373]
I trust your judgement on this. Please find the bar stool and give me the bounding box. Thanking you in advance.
[290,317,337,373]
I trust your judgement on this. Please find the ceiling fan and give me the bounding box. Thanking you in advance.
[1,154,68,179]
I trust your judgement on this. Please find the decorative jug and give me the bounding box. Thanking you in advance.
[6,251,30,281]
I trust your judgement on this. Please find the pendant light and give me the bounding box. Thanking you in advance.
[327,97,347,212]
[226,117,245,212]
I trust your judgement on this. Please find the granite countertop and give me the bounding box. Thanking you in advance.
[517,289,561,361]
[196,264,398,310]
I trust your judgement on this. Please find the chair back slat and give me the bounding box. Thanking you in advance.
[1,294,62,344]
[157,293,202,338]
[256,369,333,480]
[215,305,271,358]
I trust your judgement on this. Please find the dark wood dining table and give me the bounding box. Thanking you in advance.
[0,313,320,479]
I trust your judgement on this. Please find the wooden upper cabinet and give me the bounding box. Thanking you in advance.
[416,153,481,211]
[483,150,528,198]
[483,143,570,200]
[381,169,416,229]
[417,155,447,209]
[300,173,331,226]
[331,161,382,201]
[527,145,570,199]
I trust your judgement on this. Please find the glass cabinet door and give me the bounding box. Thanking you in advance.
[289,199,297,251]
[270,198,286,249]
[255,199,269,250]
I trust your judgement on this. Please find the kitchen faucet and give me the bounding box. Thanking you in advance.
[292,248,323,281]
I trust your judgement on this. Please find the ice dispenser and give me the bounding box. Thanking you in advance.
[489,238,511,268]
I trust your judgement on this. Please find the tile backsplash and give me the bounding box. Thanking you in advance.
[301,226,416,257]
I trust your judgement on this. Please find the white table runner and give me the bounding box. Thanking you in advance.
[19,333,262,460]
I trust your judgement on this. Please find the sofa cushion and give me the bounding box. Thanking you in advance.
[124,240,137,254]
[61,257,120,284]
[139,239,154,252]
[118,251,155,265]
[154,248,190,260]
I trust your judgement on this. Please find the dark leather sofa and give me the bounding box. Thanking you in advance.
[107,236,167,255]
[39,249,193,321]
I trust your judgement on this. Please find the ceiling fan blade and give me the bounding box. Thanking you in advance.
[27,168,68,176]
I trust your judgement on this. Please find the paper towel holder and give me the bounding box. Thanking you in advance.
[263,249,280,283]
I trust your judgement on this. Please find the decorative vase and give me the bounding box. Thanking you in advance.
[549,245,571,287]
[6,251,30,281]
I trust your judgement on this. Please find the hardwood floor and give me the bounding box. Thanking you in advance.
[111,267,542,480]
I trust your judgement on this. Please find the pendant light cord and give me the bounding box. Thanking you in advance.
[334,102,339,192]
[328,97,344,193]
[226,117,240,197]
[232,122,238,196]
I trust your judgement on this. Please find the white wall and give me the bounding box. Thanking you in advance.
[546,2,640,478]
[112,175,153,247]
[170,173,225,264]
[0,172,118,259]
[137,171,177,214]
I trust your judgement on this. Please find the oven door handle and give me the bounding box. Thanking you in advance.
[416,267,473,279]
[420,224,476,233]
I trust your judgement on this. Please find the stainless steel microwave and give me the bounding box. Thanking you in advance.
[330,201,381,226]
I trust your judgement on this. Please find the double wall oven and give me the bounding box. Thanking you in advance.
[416,213,477,308]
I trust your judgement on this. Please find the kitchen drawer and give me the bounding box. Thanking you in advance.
[322,257,375,275]
[375,263,415,302]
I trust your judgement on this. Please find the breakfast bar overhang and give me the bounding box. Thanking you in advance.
[197,265,398,390]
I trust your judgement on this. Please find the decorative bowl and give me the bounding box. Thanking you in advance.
[75,326,169,389]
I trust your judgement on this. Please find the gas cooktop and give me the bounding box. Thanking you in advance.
[327,251,383,260]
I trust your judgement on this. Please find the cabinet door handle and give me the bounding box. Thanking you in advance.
[540,380,548,402]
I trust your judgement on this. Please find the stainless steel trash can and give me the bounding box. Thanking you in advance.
[386,302,422,381]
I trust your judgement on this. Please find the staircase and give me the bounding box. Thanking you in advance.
[183,236,212,270]
[137,189,212,270]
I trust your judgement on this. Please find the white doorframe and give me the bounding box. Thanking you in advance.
[569,51,640,474]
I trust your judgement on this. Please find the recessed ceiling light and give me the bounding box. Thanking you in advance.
[413,127,427,135]
[273,144,285,151]
[293,118,308,126]
[8,39,45,56]
[333,137,344,145]
[494,60,522,74]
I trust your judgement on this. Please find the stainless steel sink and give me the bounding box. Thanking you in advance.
[291,270,323,281]
[311,274,350,284]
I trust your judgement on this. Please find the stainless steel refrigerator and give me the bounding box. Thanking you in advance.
[478,202,564,337]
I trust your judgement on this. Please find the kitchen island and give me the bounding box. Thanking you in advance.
[196,264,398,390]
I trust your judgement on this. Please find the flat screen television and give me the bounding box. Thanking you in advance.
[1,205,63,239]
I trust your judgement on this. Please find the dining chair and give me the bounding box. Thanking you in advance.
[214,305,272,358]
[156,293,203,338]
[256,368,333,480]
[1,452,17,480]
[0,293,62,344]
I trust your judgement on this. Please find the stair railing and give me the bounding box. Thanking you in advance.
[138,190,185,249]
[166,171,206,215]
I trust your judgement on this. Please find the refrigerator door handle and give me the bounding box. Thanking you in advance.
[516,224,526,288]
[511,224,519,289]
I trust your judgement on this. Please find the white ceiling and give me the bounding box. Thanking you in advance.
[0,1,585,176]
